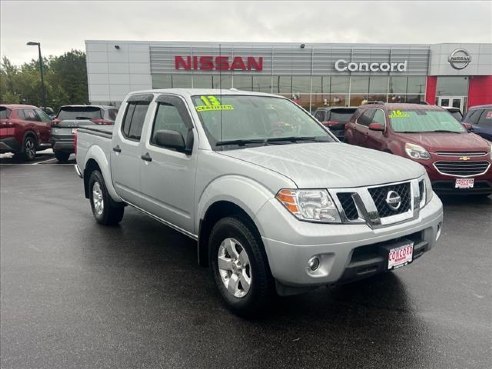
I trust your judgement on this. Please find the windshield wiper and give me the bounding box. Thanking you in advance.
[266,136,318,143]
[215,139,266,147]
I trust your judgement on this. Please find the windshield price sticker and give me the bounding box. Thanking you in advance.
[195,96,234,112]
[389,110,410,118]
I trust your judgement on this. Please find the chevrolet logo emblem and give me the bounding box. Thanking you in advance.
[459,156,471,161]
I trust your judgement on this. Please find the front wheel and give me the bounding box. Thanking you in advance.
[209,216,274,317]
[88,170,124,225]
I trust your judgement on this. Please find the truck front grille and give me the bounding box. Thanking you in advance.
[434,161,490,177]
[337,193,359,220]
[435,151,487,157]
[368,182,411,218]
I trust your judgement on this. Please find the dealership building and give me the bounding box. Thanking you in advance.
[85,41,492,112]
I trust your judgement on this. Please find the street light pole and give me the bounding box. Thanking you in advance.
[26,41,46,108]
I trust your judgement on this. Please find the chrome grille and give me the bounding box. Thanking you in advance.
[368,182,411,218]
[435,151,488,157]
[337,193,359,220]
[434,161,490,177]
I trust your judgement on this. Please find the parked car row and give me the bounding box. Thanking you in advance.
[319,103,491,196]
[0,104,118,162]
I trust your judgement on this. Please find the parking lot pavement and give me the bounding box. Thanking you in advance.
[1,164,491,369]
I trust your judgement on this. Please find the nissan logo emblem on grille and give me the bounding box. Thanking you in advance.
[385,191,402,211]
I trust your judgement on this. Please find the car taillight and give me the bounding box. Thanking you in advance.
[322,120,340,127]
[51,118,61,126]
[73,130,78,155]
[0,121,14,127]
[90,118,113,125]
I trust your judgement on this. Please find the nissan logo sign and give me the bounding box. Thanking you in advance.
[385,191,402,211]
[448,49,471,70]
[335,60,408,72]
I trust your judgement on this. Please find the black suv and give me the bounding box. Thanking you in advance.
[51,105,118,162]
[462,105,492,142]
[313,107,357,141]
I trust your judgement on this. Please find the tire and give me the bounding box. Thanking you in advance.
[20,135,37,161]
[54,150,70,162]
[88,170,124,225]
[209,216,274,317]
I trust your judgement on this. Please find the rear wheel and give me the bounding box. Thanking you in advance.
[209,216,274,317]
[88,170,124,225]
[54,151,70,162]
[20,135,37,161]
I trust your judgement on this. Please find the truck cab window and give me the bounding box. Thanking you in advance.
[151,103,189,145]
[121,102,150,141]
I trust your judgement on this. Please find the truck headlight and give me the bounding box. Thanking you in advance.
[276,189,341,223]
[405,143,431,160]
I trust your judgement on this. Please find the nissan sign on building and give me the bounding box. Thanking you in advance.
[85,41,492,111]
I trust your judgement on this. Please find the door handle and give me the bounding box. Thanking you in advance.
[113,145,121,153]
[141,152,152,162]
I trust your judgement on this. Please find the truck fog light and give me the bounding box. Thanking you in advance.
[308,257,320,272]
[436,222,442,241]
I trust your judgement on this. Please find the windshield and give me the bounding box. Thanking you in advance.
[192,95,333,149]
[389,109,466,133]
[478,109,492,127]
[328,109,356,122]
[57,107,102,120]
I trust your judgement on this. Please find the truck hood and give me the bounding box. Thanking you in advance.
[394,132,490,153]
[219,142,424,188]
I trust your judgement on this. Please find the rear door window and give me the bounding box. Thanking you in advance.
[57,107,102,120]
[23,109,41,122]
[314,111,325,121]
[121,102,150,141]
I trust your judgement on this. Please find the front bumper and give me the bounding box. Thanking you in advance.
[256,194,443,288]
[52,138,74,153]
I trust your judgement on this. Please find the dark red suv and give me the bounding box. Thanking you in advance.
[345,103,492,196]
[0,104,52,160]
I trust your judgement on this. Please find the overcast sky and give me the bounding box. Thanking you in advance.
[1,0,491,65]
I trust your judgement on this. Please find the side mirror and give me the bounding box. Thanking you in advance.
[154,130,188,153]
[462,122,472,131]
[368,122,385,131]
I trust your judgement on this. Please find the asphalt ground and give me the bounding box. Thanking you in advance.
[1,156,491,369]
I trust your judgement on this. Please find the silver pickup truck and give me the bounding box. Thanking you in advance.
[75,89,443,316]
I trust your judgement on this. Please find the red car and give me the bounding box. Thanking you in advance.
[345,103,492,196]
[0,104,52,160]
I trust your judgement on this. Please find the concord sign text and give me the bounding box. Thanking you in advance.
[335,59,408,73]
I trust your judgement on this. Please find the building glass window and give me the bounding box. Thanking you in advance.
[436,77,468,96]
[212,75,232,89]
[330,76,350,93]
[389,77,407,94]
[407,76,426,94]
[277,76,292,93]
[172,75,192,88]
[350,76,370,94]
[253,76,272,93]
[312,76,322,93]
[369,77,389,93]
[233,76,253,91]
[292,76,311,94]
[192,75,212,88]
[152,75,172,89]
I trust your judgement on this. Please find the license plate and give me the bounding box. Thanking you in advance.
[388,243,414,270]
[72,128,77,134]
[455,178,474,189]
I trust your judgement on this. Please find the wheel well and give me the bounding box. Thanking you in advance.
[198,201,261,267]
[83,159,101,199]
